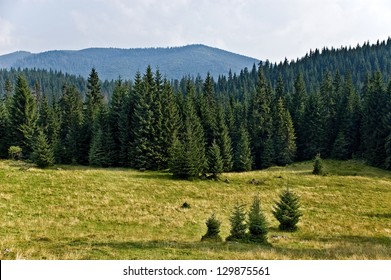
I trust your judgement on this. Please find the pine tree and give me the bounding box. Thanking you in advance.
[226,203,247,242]
[208,140,223,178]
[160,79,180,169]
[80,68,103,164]
[131,67,157,169]
[233,125,252,172]
[249,66,274,169]
[56,85,83,164]
[215,104,233,171]
[0,98,10,157]
[273,98,296,165]
[169,83,207,178]
[361,71,389,167]
[32,129,54,168]
[9,74,38,158]
[201,213,222,242]
[290,73,307,160]
[301,92,325,160]
[272,189,302,231]
[248,196,268,243]
[108,78,128,166]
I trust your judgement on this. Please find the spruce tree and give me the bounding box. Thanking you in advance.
[32,129,54,168]
[233,125,252,172]
[215,104,233,171]
[80,68,103,164]
[201,213,222,242]
[208,140,223,178]
[226,203,247,242]
[273,98,296,165]
[56,85,83,164]
[272,189,302,231]
[312,153,324,175]
[9,74,38,158]
[248,196,268,243]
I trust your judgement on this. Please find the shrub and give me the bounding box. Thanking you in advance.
[8,146,22,160]
[201,213,222,242]
[272,189,302,231]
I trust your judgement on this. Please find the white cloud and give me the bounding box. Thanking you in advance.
[1,0,391,61]
[0,17,14,51]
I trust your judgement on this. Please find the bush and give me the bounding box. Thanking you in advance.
[226,203,247,242]
[272,189,302,231]
[248,196,268,243]
[313,153,323,175]
[201,213,222,242]
[8,146,22,160]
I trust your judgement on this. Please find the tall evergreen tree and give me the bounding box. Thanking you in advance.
[9,74,38,158]
[215,104,233,171]
[249,66,274,169]
[290,73,307,160]
[233,125,252,172]
[207,139,224,178]
[361,71,389,167]
[80,68,103,164]
[56,85,83,164]
[301,92,325,160]
[273,98,296,165]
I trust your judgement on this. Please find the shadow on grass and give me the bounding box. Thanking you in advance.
[364,213,391,219]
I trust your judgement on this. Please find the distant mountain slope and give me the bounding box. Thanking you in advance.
[0,45,260,80]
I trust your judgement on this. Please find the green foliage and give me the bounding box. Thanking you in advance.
[32,129,54,168]
[272,189,302,231]
[313,153,324,175]
[8,146,22,160]
[207,140,223,178]
[233,126,252,172]
[226,203,247,242]
[248,196,268,243]
[9,74,38,158]
[201,213,222,242]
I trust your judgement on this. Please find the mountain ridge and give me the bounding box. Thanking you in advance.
[0,45,260,80]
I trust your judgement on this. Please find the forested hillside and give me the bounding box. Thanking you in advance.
[0,45,259,80]
[1,39,391,174]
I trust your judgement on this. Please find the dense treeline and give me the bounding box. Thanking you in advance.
[1,39,391,175]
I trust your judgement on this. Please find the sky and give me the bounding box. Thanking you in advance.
[1,0,391,63]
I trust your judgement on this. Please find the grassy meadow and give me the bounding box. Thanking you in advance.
[0,159,390,260]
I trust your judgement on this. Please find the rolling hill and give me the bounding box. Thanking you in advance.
[0,45,260,80]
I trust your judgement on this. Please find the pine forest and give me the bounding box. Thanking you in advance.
[1,39,391,176]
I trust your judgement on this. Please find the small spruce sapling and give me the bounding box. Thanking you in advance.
[272,189,302,231]
[248,195,268,243]
[226,203,247,241]
[313,153,323,175]
[201,213,222,242]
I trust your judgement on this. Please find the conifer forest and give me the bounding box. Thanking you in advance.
[1,39,391,176]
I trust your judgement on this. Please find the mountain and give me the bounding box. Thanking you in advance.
[0,45,259,80]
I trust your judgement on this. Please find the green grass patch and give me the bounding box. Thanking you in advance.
[0,159,391,259]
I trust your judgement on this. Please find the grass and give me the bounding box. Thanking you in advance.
[0,159,390,259]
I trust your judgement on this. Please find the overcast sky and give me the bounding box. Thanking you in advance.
[0,0,391,62]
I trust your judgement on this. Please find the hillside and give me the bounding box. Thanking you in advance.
[0,159,390,260]
[0,45,259,80]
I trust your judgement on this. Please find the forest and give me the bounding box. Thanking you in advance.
[1,39,391,177]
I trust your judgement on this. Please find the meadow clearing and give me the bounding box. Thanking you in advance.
[0,159,390,260]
